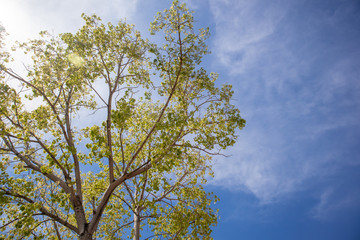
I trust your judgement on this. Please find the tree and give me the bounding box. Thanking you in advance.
[0,1,245,239]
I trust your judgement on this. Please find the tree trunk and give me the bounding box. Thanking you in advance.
[79,231,93,240]
[133,209,140,240]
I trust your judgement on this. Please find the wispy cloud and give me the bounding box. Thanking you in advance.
[207,0,360,219]
[210,129,315,204]
[209,0,290,74]
[310,187,360,221]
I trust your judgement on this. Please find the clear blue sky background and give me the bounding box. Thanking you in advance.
[1,0,360,239]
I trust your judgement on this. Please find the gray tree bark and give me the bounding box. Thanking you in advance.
[133,208,141,240]
[79,231,93,240]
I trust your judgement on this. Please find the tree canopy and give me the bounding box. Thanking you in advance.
[0,1,245,239]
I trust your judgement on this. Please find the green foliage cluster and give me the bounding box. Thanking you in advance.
[0,1,245,239]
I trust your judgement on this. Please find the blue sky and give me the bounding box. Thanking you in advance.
[1,0,360,239]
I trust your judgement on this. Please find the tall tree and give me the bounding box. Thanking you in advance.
[0,1,245,239]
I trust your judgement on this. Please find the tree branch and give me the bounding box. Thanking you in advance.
[2,137,71,194]
[0,188,78,234]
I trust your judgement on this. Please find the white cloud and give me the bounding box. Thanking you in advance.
[208,0,327,202]
[310,188,360,220]
[209,0,289,74]
[210,128,309,204]
[0,0,138,42]
[207,0,360,211]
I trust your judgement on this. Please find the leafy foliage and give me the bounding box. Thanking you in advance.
[0,1,245,239]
